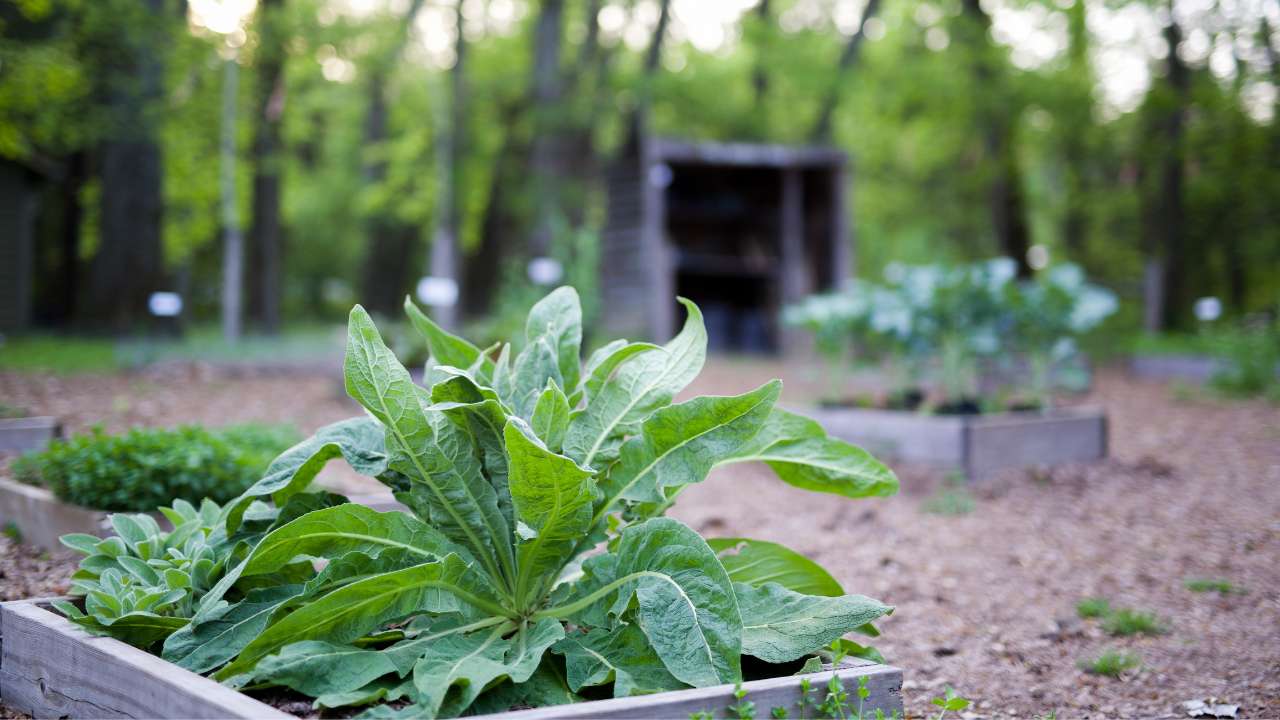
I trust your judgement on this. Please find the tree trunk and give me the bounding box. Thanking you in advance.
[427,2,466,330]
[0,159,39,332]
[357,0,426,317]
[529,0,567,258]
[809,0,882,144]
[1060,0,1089,260]
[1157,10,1189,329]
[221,58,244,343]
[86,0,167,332]
[464,100,529,319]
[752,0,771,109]
[960,0,1031,275]
[248,0,285,334]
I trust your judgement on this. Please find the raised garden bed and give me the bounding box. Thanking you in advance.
[805,405,1107,479]
[0,477,403,550]
[0,598,904,720]
[0,417,62,454]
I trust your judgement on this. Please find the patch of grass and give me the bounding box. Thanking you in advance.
[1101,608,1166,637]
[2,521,22,544]
[922,487,975,516]
[1184,578,1245,595]
[1079,649,1141,678]
[0,335,121,374]
[1076,597,1112,619]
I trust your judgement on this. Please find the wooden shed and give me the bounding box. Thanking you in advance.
[601,137,850,352]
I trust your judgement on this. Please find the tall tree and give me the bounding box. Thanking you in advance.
[528,0,567,258]
[957,0,1031,275]
[85,0,170,330]
[358,0,426,317]
[248,0,286,334]
[809,0,883,143]
[427,1,466,330]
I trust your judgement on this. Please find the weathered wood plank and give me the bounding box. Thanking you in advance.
[473,659,902,720]
[0,477,109,550]
[803,405,1108,479]
[0,417,62,453]
[0,600,289,719]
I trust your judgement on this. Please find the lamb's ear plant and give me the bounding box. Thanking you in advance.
[59,287,898,718]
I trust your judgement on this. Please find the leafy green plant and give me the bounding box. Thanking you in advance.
[59,288,899,718]
[929,687,971,719]
[1075,597,1111,619]
[921,473,975,516]
[1101,608,1165,637]
[1208,318,1280,399]
[12,423,299,512]
[1184,578,1244,595]
[1078,649,1141,678]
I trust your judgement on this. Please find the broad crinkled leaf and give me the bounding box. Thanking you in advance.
[717,408,899,499]
[734,582,892,663]
[608,517,741,688]
[563,298,707,468]
[226,417,389,533]
[504,419,595,603]
[405,297,494,381]
[554,624,688,697]
[468,661,581,715]
[707,537,844,597]
[524,286,583,394]
[241,505,466,578]
[530,381,571,453]
[247,640,400,700]
[429,375,515,531]
[163,584,304,673]
[344,306,515,590]
[601,381,780,508]
[575,340,662,406]
[411,618,564,718]
[217,555,502,680]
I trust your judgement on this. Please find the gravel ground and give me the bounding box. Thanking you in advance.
[1,360,1277,719]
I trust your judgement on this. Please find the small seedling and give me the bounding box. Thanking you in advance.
[772,706,792,719]
[1102,608,1165,636]
[689,712,714,720]
[728,682,757,720]
[1184,578,1244,595]
[2,521,22,544]
[819,674,850,719]
[1076,597,1111,619]
[922,473,975,516]
[1079,649,1141,677]
[929,686,971,720]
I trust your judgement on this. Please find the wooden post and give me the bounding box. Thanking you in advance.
[832,163,851,289]
[780,167,806,302]
[220,57,244,343]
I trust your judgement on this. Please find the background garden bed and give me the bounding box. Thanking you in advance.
[805,405,1107,479]
[0,598,903,720]
[0,418,61,455]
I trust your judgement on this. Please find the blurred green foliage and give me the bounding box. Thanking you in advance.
[2,0,1278,333]
[12,423,299,511]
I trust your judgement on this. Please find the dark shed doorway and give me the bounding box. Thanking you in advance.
[602,137,850,353]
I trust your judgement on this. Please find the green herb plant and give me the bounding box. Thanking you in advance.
[929,686,971,719]
[14,423,298,511]
[1078,649,1141,678]
[59,288,899,718]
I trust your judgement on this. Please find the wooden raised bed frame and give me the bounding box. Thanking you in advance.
[0,598,904,719]
[0,417,61,454]
[805,405,1107,479]
[0,476,405,550]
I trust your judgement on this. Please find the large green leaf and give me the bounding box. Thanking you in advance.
[344,306,515,590]
[734,582,892,664]
[247,640,400,700]
[523,286,583,395]
[707,537,844,597]
[607,518,741,688]
[717,408,899,499]
[225,416,389,533]
[405,297,494,381]
[554,624,688,697]
[563,298,707,468]
[241,504,464,579]
[429,375,515,531]
[468,660,581,715]
[217,555,506,680]
[600,381,780,509]
[411,618,564,718]
[530,381,571,453]
[162,584,304,673]
[504,419,595,604]
[574,340,662,407]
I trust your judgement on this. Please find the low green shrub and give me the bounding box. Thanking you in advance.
[1075,597,1111,619]
[13,423,298,512]
[1101,608,1165,637]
